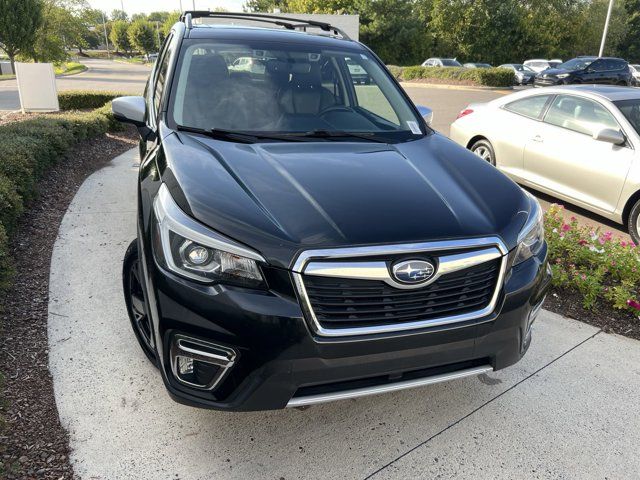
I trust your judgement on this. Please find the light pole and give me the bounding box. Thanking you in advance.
[599,0,615,57]
[101,11,111,59]
[179,0,183,11]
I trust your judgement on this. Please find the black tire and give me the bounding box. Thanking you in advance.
[470,139,496,166]
[617,80,628,86]
[628,198,640,246]
[123,239,159,367]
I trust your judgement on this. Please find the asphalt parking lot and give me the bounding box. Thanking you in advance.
[48,148,640,480]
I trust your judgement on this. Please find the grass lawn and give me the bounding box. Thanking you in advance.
[54,62,87,76]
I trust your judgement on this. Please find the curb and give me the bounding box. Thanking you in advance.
[400,81,513,94]
[55,65,89,78]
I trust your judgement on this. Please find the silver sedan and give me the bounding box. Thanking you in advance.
[450,85,640,243]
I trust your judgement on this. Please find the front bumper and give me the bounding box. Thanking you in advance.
[143,244,551,411]
[534,77,565,87]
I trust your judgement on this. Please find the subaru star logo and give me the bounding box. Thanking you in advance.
[392,260,436,284]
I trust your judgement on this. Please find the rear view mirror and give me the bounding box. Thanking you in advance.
[416,105,433,126]
[112,96,146,127]
[593,128,626,146]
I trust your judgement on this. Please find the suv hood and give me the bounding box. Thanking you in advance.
[538,67,575,77]
[161,132,529,268]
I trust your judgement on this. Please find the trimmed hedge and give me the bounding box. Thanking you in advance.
[0,93,128,289]
[58,90,131,111]
[392,66,515,87]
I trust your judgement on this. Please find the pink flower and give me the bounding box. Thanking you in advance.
[620,241,628,248]
[570,216,577,222]
[602,231,613,242]
[627,299,640,311]
[561,223,571,232]
[580,274,586,280]
[578,239,588,246]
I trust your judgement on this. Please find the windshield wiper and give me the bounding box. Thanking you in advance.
[177,125,308,143]
[285,129,389,143]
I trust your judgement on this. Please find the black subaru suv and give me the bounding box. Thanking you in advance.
[534,56,633,87]
[113,12,551,411]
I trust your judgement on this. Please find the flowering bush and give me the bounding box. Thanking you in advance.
[545,204,640,314]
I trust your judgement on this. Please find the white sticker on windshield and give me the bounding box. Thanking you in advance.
[360,54,368,60]
[407,121,421,134]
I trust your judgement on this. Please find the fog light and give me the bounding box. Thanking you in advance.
[170,334,236,390]
[177,356,194,375]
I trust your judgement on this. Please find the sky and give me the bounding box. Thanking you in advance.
[87,0,246,15]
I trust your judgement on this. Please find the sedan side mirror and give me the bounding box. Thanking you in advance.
[112,96,155,140]
[416,105,434,126]
[593,128,626,146]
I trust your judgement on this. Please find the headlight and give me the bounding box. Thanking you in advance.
[152,184,265,287]
[557,73,570,79]
[513,192,544,266]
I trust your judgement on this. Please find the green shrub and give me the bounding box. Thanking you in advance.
[58,90,130,111]
[0,101,125,294]
[386,65,403,79]
[397,66,515,87]
[545,204,640,313]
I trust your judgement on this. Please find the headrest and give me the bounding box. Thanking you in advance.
[188,53,229,81]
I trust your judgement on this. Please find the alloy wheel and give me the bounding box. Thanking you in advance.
[128,259,154,352]
[473,145,492,163]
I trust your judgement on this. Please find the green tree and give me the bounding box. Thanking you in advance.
[110,20,132,54]
[131,13,147,22]
[111,8,127,21]
[162,11,181,36]
[0,0,44,70]
[128,19,156,55]
[619,0,640,62]
[148,11,171,23]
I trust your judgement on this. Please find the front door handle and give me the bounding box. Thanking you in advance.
[532,135,543,143]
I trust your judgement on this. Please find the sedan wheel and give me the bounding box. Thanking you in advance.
[123,239,159,366]
[470,139,496,166]
[629,199,640,246]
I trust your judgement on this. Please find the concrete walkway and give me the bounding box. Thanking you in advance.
[48,149,640,479]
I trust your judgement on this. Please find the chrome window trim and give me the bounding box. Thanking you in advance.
[291,237,509,337]
[286,364,493,407]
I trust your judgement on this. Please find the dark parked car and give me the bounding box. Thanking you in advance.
[112,12,551,411]
[499,63,536,85]
[534,56,632,87]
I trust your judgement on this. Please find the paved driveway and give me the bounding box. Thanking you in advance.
[0,58,150,111]
[48,148,640,479]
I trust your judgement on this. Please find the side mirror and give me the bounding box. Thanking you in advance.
[593,128,626,146]
[112,96,155,141]
[112,96,146,127]
[416,105,434,126]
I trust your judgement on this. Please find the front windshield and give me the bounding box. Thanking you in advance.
[442,59,462,67]
[557,58,596,71]
[169,39,424,141]
[614,99,640,135]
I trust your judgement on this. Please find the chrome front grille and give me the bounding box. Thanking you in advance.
[303,259,500,329]
[292,238,508,337]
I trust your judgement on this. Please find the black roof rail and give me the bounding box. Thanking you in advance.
[179,11,351,40]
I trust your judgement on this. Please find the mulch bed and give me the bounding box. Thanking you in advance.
[0,127,137,479]
[545,288,640,341]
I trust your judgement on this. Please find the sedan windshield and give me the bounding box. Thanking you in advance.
[169,39,424,142]
[441,59,462,67]
[614,99,640,135]
[557,57,596,71]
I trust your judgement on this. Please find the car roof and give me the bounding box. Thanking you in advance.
[187,24,359,50]
[499,85,640,104]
